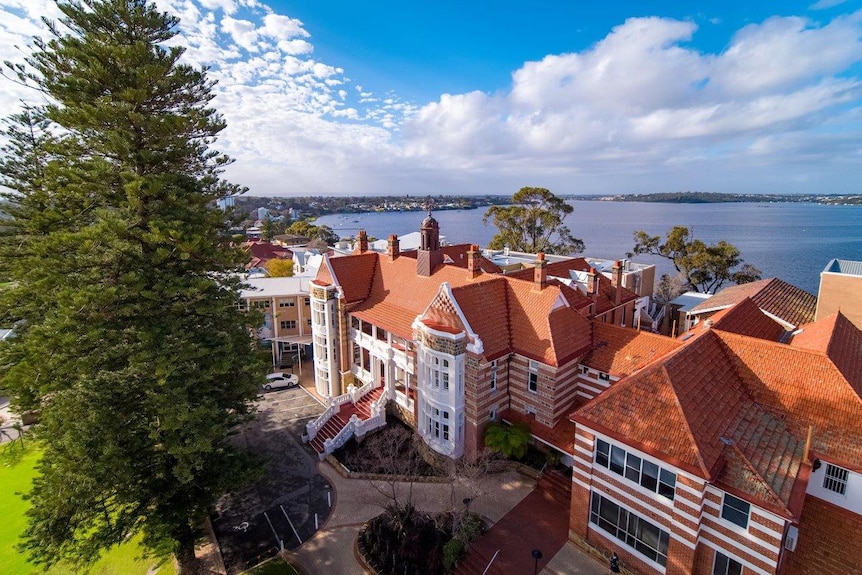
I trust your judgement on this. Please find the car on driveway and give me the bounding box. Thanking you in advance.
[263,372,299,391]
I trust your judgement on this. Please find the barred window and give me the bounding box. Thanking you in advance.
[823,463,849,495]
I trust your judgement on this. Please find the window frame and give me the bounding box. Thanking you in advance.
[490,360,497,391]
[594,439,676,501]
[720,493,750,529]
[589,491,670,567]
[712,551,743,575]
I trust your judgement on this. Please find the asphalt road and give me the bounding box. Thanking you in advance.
[212,386,331,574]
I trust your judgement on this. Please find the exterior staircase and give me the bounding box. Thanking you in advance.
[308,387,385,456]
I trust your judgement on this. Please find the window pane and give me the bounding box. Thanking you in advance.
[641,461,658,491]
[660,468,677,488]
[610,446,626,475]
[625,454,641,482]
[596,440,610,468]
[721,494,750,528]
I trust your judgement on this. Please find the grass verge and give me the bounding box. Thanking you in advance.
[0,441,176,575]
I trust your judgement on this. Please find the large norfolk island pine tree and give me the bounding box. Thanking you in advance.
[0,1,264,571]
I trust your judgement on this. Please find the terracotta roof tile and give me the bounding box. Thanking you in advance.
[451,281,511,360]
[791,312,862,396]
[720,402,806,511]
[505,279,592,366]
[689,278,816,328]
[572,360,710,477]
[329,252,378,303]
[573,329,813,510]
[402,244,503,274]
[327,252,593,365]
[783,496,862,575]
[582,322,682,377]
[716,330,862,471]
[505,258,638,316]
[708,298,788,341]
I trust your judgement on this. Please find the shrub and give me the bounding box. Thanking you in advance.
[483,421,531,459]
[442,537,465,572]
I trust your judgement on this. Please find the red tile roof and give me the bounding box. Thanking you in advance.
[717,402,806,515]
[505,258,638,317]
[790,311,862,396]
[242,240,292,269]
[688,278,816,328]
[571,312,844,517]
[328,252,378,303]
[322,252,593,366]
[582,322,682,377]
[716,329,862,472]
[401,244,503,274]
[783,495,862,575]
[707,297,788,341]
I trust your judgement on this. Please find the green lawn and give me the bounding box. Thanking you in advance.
[0,441,175,575]
[244,559,302,575]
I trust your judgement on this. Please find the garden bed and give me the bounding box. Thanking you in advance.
[332,420,443,477]
[357,506,483,575]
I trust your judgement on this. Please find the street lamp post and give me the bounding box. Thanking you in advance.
[532,548,543,575]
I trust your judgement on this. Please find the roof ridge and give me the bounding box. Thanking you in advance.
[663,363,712,477]
[724,443,787,510]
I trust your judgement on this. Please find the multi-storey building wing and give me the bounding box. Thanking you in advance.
[302,215,861,575]
[570,297,862,575]
[239,276,313,367]
[306,214,636,460]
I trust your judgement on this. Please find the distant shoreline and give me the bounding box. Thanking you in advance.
[563,192,862,205]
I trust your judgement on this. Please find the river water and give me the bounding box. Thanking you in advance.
[316,201,862,295]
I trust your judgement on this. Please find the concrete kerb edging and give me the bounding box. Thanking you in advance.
[323,453,450,483]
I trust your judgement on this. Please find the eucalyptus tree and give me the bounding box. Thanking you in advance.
[483,187,584,255]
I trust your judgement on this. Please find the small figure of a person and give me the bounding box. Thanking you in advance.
[610,551,620,574]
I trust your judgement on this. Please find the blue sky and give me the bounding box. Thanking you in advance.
[1,0,861,196]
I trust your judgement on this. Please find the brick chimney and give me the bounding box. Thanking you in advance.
[533,252,547,291]
[587,268,599,297]
[587,268,598,318]
[467,244,481,279]
[612,260,623,306]
[387,234,400,260]
[354,230,368,254]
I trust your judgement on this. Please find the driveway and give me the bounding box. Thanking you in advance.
[212,385,330,573]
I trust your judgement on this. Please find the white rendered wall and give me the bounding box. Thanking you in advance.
[807,462,862,515]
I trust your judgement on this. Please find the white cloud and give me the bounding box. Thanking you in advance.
[0,2,860,197]
[810,0,847,10]
[403,13,862,190]
[220,16,259,52]
[261,13,308,40]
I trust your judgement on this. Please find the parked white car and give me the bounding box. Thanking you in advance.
[263,372,299,391]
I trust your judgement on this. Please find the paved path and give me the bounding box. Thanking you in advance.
[286,460,535,575]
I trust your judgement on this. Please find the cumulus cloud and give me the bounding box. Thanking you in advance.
[403,12,862,188]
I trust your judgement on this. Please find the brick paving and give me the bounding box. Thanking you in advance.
[286,460,535,575]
